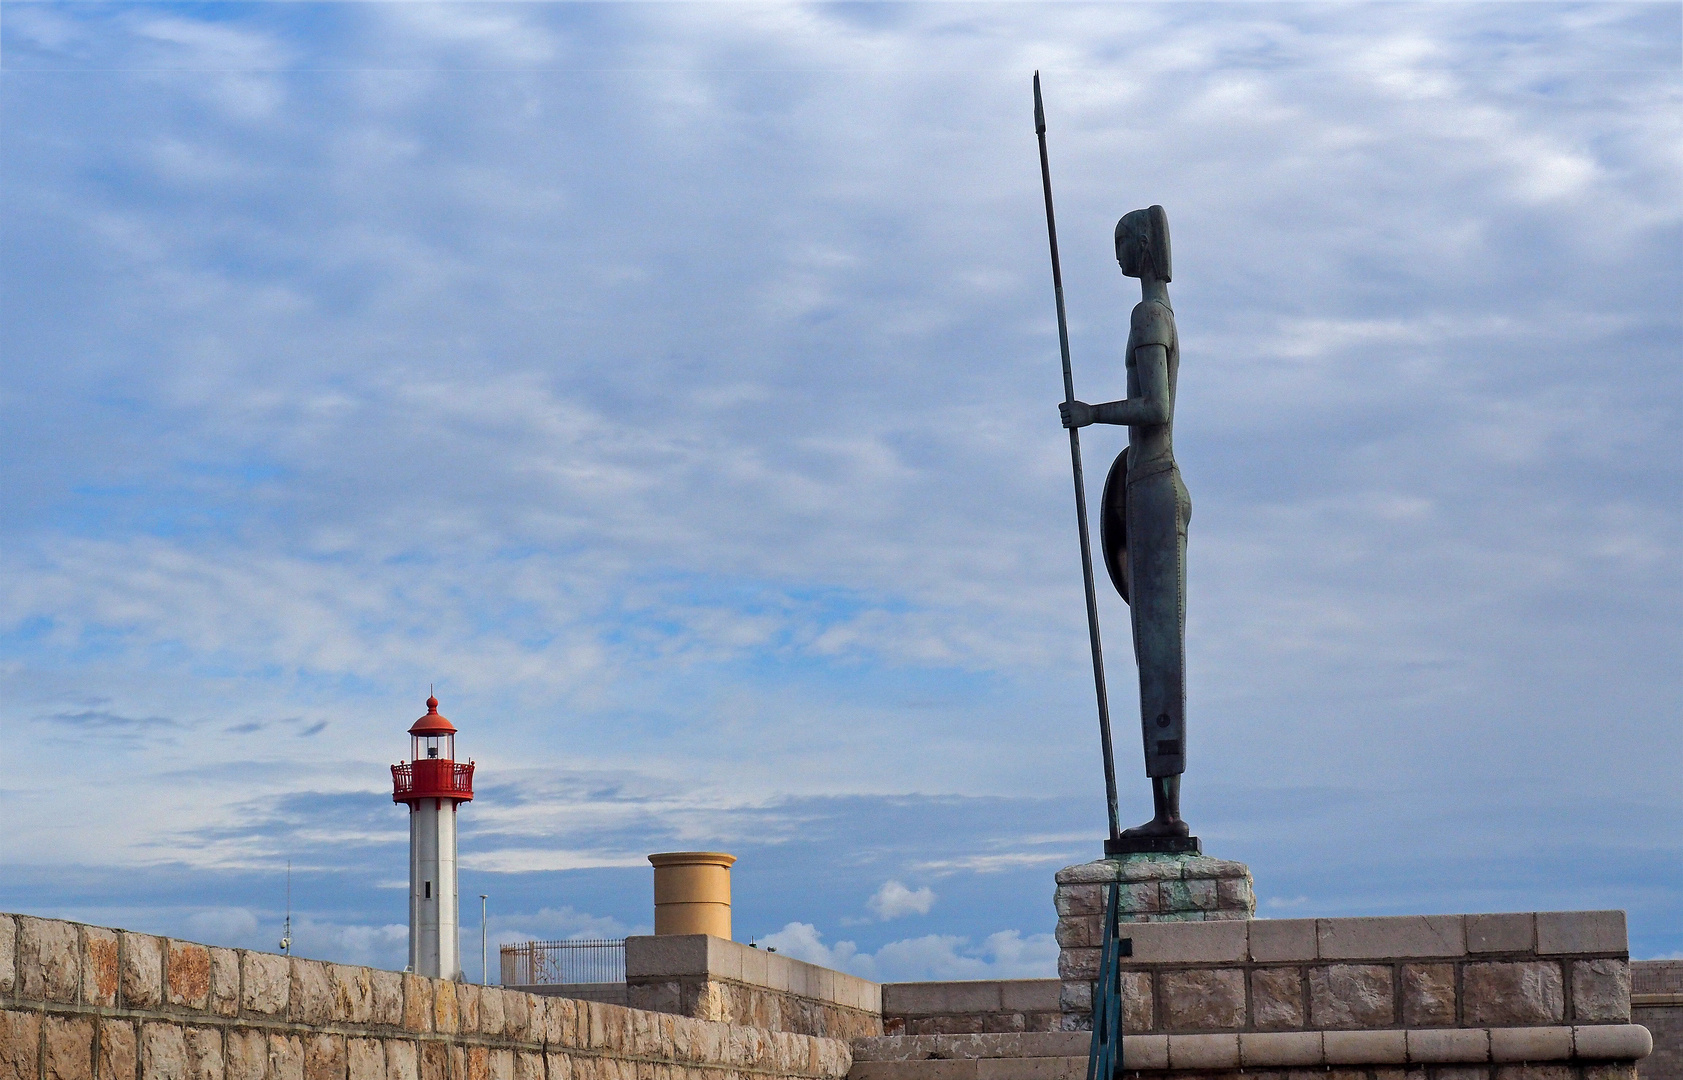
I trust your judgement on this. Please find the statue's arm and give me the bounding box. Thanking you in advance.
[1060,345,1171,428]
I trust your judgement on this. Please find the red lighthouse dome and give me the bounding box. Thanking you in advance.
[392,695,474,804]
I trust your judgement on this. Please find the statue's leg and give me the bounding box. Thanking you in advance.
[1122,466,1189,837]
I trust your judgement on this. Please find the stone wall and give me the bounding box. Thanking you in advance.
[1633,961,1683,1080]
[1058,910,1633,1033]
[624,938,879,1042]
[849,1029,1652,1080]
[858,908,1650,1080]
[1635,963,1683,995]
[506,989,626,1009]
[0,913,851,1080]
[879,982,1060,1036]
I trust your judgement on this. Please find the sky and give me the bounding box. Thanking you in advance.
[0,1,1678,982]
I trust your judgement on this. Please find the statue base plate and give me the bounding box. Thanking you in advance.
[1104,834,1201,856]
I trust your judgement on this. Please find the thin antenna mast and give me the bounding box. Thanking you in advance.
[279,861,293,955]
[1035,72,1122,842]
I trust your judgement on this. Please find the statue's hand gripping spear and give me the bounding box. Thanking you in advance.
[1034,72,1122,843]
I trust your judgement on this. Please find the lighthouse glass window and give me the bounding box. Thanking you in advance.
[412,734,454,761]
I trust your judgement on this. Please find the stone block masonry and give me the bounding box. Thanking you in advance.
[1057,906,1636,1034]
[1054,856,1256,934]
[1633,961,1683,1080]
[624,936,879,1041]
[859,863,1654,1080]
[878,982,1060,1036]
[0,913,851,1080]
[848,1029,1652,1080]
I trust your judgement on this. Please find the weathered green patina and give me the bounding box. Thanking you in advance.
[1061,206,1193,846]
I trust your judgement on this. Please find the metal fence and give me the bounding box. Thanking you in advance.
[500,938,626,986]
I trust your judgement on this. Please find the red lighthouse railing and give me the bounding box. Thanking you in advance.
[392,759,475,803]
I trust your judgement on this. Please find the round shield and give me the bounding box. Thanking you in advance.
[1100,446,1130,604]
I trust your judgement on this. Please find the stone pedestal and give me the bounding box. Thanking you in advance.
[1054,853,1254,1028]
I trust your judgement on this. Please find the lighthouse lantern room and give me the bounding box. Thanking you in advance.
[392,695,474,979]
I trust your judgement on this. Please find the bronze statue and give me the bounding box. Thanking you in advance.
[1060,206,1191,844]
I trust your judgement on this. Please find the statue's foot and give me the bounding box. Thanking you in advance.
[1120,815,1190,839]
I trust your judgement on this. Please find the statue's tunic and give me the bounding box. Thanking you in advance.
[1124,298,1189,778]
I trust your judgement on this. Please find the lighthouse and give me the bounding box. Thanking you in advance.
[391,695,475,979]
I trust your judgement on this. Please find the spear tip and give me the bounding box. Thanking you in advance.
[1033,71,1046,133]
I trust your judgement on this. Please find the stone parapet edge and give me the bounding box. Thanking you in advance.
[880,982,1060,1018]
[0,912,854,1080]
[2,999,849,1079]
[1057,951,1634,1034]
[851,1025,1653,1067]
[879,980,1062,1036]
[626,971,883,1039]
[1053,909,1629,964]
[1055,859,1251,885]
[701,977,882,1023]
[626,936,880,1016]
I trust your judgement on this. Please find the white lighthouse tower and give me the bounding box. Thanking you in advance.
[392,695,475,979]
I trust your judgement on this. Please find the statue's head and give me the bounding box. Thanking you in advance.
[1115,206,1171,282]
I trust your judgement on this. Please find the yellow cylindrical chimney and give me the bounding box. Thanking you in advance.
[648,851,736,938]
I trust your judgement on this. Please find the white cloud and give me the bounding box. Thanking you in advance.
[758,922,1057,982]
[914,853,1075,875]
[485,906,642,946]
[184,907,261,944]
[381,5,561,67]
[866,881,936,921]
[1264,896,1312,911]
[294,919,410,969]
[459,850,652,874]
[0,1,1677,963]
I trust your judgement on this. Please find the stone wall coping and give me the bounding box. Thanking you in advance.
[505,983,627,1005]
[1630,959,1683,994]
[1538,912,1628,956]
[1116,921,1250,964]
[1,912,854,1080]
[852,1033,1089,1061]
[1059,909,1627,965]
[880,981,1060,1017]
[2,997,853,1078]
[625,935,881,1014]
[850,1025,1653,1067]
[1055,857,1250,885]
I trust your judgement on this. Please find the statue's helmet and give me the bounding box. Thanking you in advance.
[1115,205,1171,282]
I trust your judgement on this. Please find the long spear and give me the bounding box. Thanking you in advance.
[1035,72,1121,843]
